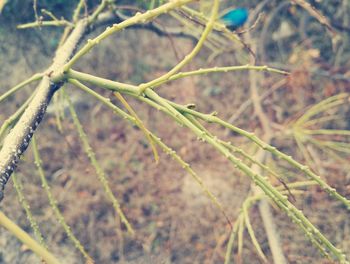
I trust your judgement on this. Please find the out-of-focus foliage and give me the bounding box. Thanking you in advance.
[1,0,76,22]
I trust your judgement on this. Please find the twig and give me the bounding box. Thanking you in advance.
[114,92,159,164]
[12,173,46,247]
[0,73,43,104]
[137,0,219,94]
[63,0,195,71]
[17,20,74,29]
[41,9,60,21]
[32,136,93,261]
[68,78,229,229]
[0,211,61,264]
[64,90,134,235]
[66,69,350,211]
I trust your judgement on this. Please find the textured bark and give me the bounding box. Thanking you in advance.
[0,19,88,201]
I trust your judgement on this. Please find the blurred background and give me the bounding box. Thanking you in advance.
[0,0,350,263]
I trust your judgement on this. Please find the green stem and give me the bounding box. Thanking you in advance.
[224,215,243,264]
[68,78,228,226]
[0,73,42,104]
[64,89,134,235]
[303,129,350,136]
[17,20,73,29]
[0,211,61,264]
[167,65,289,82]
[66,69,350,210]
[164,100,350,211]
[0,92,36,144]
[72,0,86,23]
[142,89,347,262]
[64,0,195,70]
[12,173,46,247]
[62,60,349,262]
[137,0,220,94]
[88,0,109,24]
[242,200,267,263]
[32,136,93,261]
[66,69,138,94]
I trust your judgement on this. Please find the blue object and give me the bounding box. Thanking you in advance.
[220,8,249,31]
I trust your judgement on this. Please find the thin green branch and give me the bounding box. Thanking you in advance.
[295,93,348,126]
[276,180,317,190]
[150,133,232,227]
[183,114,293,201]
[61,68,347,261]
[41,9,60,21]
[137,0,220,94]
[310,138,350,154]
[68,79,229,226]
[294,132,317,170]
[219,140,289,189]
[225,184,327,264]
[73,0,86,23]
[63,0,195,70]
[58,0,86,47]
[17,20,74,29]
[237,214,244,262]
[167,65,289,81]
[114,92,159,163]
[242,201,268,263]
[144,64,288,92]
[140,89,348,262]
[66,69,350,210]
[65,70,138,94]
[0,92,36,145]
[224,215,243,264]
[66,64,287,96]
[309,139,350,164]
[32,136,93,261]
[162,100,350,211]
[303,129,350,136]
[0,211,61,264]
[33,0,39,22]
[303,115,342,127]
[12,173,46,247]
[88,0,109,24]
[64,89,134,235]
[0,73,42,104]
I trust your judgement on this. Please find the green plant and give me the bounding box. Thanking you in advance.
[0,0,349,263]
